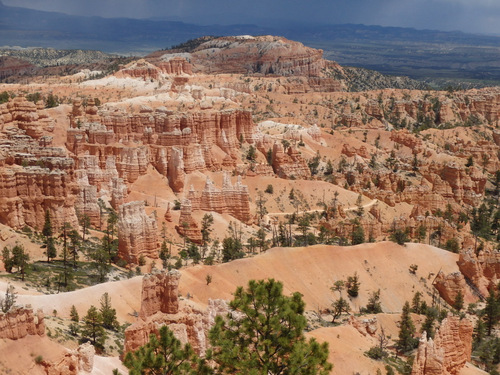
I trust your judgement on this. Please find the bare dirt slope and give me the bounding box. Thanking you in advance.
[179,242,462,313]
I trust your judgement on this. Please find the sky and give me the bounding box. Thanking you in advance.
[3,0,500,35]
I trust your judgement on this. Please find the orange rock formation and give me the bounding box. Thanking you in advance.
[411,315,473,375]
[118,201,159,264]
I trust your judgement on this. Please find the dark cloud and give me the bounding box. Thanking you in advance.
[3,0,500,34]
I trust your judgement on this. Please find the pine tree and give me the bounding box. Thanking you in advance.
[209,279,332,374]
[124,325,208,375]
[99,293,119,331]
[70,305,79,322]
[397,301,417,353]
[81,305,107,349]
[11,244,29,281]
[453,290,464,311]
[484,289,500,336]
[42,210,56,262]
[331,296,351,323]
[346,272,360,297]
[364,289,382,313]
[421,308,436,339]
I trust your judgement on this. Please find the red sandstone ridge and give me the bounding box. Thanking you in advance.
[124,270,229,356]
[118,201,159,264]
[411,315,473,375]
[0,306,45,340]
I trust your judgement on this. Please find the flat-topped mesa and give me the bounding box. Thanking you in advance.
[175,198,202,244]
[118,201,159,264]
[187,174,251,224]
[140,269,181,319]
[166,35,339,77]
[411,315,473,375]
[271,142,311,179]
[0,306,45,340]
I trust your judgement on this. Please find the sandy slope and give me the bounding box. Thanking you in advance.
[179,242,463,313]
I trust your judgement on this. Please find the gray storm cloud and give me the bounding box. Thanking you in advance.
[2,0,499,34]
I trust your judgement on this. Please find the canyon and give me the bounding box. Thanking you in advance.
[0,34,497,375]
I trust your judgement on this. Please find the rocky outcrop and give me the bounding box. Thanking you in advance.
[175,199,202,244]
[390,129,424,154]
[348,315,378,337]
[124,271,229,356]
[457,250,500,296]
[411,315,473,375]
[41,342,95,375]
[118,201,159,264]
[0,167,79,230]
[271,142,311,179]
[168,147,185,192]
[0,307,45,340]
[140,270,181,319]
[115,59,161,80]
[433,271,467,306]
[187,174,251,224]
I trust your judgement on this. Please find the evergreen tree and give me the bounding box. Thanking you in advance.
[11,244,29,281]
[331,296,351,323]
[351,220,365,245]
[124,325,208,375]
[484,289,500,336]
[453,290,464,311]
[70,305,79,322]
[346,272,360,297]
[397,301,417,353]
[221,237,244,263]
[200,213,214,258]
[42,210,56,262]
[209,279,332,375]
[81,305,107,349]
[363,289,382,313]
[99,292,119,331]
[421,308,436,340]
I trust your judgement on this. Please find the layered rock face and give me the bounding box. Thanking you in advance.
[433,271,467,306]
[124,270,229,356]
[0,307,45,340]
[271,142,311,179]
[411,315,473,375]
[118,201,159,264]
[0,98,79,230]
[175,199,202,244]
[187,173,252,224]
[457,250,500,296]
[140,270,181,319]
[67,102,256,189]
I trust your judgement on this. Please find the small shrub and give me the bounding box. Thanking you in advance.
[366,346,387,360]
[34,355,44,364]
[264,184,274,194]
